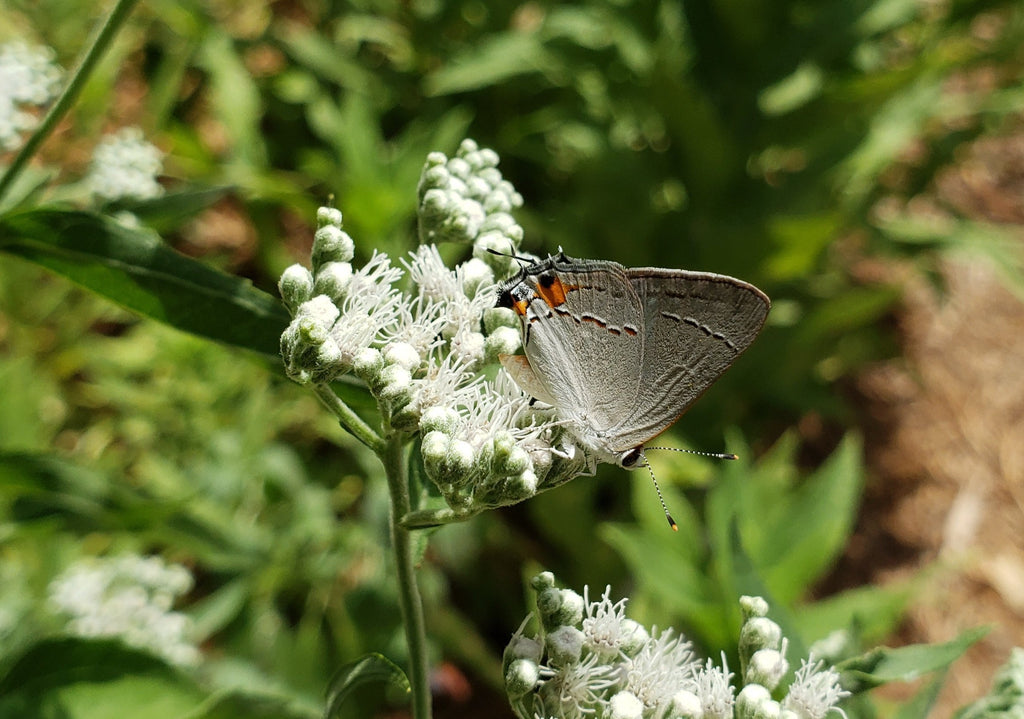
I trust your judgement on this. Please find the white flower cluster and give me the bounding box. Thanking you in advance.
[417,138,525,278]
[86,126,164,201]
[47,554,200,667]
[505,573,850,719]
[280,142,588,519]
[0,41,62,151]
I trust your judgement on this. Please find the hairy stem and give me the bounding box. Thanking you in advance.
[0,0,141,204]
[383,434,432,719]
[313,384,385,454]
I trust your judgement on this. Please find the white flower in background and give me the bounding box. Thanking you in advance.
[280,141,589,519]
[0,41,62,151]
[48,554,200,667]
[505,573,850,719]
[86,126,164,201]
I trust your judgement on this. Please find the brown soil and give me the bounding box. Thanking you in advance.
[850,130,1024,715]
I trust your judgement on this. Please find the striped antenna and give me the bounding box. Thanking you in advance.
[645,446,738,461]
[638,449,678,531]
[641,446,739,531]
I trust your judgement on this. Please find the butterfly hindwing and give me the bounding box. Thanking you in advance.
[604,269,770,451]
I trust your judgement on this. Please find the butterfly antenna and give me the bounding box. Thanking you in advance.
[645,446,739,461]
[486,246,532,267]
[639,449,678,531]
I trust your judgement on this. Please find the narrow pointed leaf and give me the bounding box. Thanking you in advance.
[838,628,986,691]
[0,207,290,361]
[324,653,409,719]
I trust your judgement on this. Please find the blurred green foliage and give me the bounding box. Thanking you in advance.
[1,0,1022,716]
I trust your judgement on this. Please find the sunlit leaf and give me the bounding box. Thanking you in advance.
[0,208,289,362]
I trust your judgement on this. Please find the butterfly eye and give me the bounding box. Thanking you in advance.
[495,291,514,308]
[619,448,644,468]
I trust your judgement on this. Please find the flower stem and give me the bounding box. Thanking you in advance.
[383,433,432,719]
[0,0,141,205]
[313,384,385,454]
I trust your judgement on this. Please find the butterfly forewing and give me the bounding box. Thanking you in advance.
[514,260,646,437]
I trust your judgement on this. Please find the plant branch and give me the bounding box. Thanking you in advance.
[383,434,432,719]
[313,384,385,454]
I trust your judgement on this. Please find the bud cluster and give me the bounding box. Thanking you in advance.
[505,573,850,719]
[281,141,593,517]
[417,138,526,278]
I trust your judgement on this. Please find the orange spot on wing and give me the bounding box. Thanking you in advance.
[512,298,530,316]
[535,277,578,308]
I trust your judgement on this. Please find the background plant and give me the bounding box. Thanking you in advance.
[1,0,1022,717]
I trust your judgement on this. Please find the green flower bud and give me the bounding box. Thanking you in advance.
[505,634,543,664]
[504,658,539,699]
[448,439,475,476]
[447,156,470,180]
[377,364,412,400]
[352,347,384,385]
[545,625,584,665]
[422,431,450,478]
[459,258,494,297]
[496,446,530,477]
[316,206,342,228]
[420,406,460,435]
[537,587,584,631]
[513,469,538,496]
[667,690,702,719]
[311,225,354,268]
[736,684,780,719]
[278,264,314,313]
[746,649,788,690]
[420,165,449,192]
[477,148,499,168]
[383,342,422,371]
[464,176,488,197]
[312,261,352,302]
[740,595,770,620]
[531,572,555,592]
[740,616,782,662]
[482,190,513,214]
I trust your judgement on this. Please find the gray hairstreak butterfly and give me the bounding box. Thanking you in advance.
[495,251,770,528]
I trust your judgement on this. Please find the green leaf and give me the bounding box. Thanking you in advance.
[839,627,987,691]
[0,207,290,362]
[0,637,204,719]
[197,30,267,169]
[186,690,319,719]
[109,186,233,234]
[795,579,913,645]
[745,434,865,603]
[893,672,949,719]
[324,653,409,719]
[424,33,556,96]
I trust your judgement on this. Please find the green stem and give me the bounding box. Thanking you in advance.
[313,384,385,454]
[383,434,432,719]
[0,0,141,205]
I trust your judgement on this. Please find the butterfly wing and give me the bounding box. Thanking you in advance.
[604,268,770,452]
[509,259,647,446]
